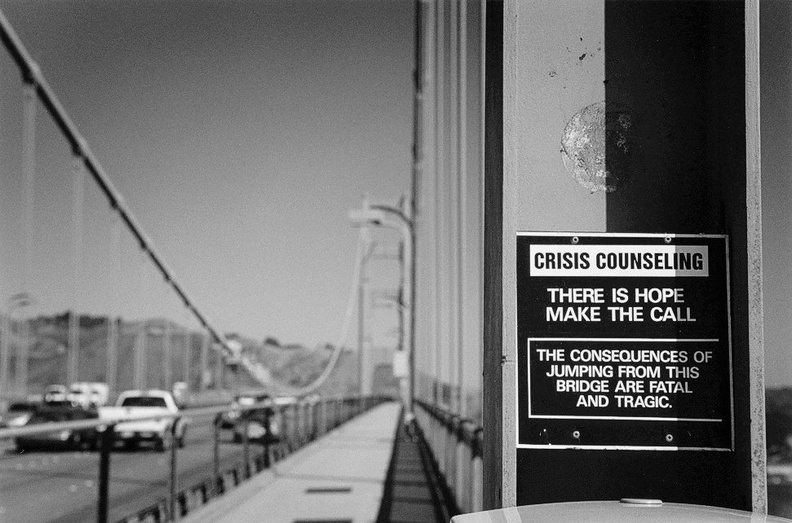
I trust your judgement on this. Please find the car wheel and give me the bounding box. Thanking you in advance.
[79,436,94,452]
[71,434,84,451]
[71,433,91,452]
[156,435,172,452]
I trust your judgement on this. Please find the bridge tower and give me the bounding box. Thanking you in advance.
[471,0,789,515]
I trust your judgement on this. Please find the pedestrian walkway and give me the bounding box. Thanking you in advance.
[183,401,401,523]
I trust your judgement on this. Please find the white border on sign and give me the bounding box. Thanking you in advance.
[514,232,734,452]
[525,337,723,422]
[516,231,729,239]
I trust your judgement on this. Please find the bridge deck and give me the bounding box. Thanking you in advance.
[183,401,450,523]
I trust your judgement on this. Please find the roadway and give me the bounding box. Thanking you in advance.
[0,417,256,523]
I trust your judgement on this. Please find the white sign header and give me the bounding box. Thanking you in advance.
[529,245,709,277]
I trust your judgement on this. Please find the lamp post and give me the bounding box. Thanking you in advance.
[1,293,35,401]
[348,199,415,416]
[357,235,376,395]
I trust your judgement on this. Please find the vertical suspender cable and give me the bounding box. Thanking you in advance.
[182,308,190,388]
[20,80,36,397]
[457,0,468,418]
[476,0,486,423]
[357,247,364,394]
[162,318,173,389]
[357,229,373,395]
[107,214,120,396]
[229,227,369,397]
[135,253,148,390]
[200,331,209,392]
[214,336,223,389]
[434,0,444,405]
[410,0,423,414]
[68,154,84,386]
[0,9,240,378]
[141,255,149,390]
[163,288,172,390]
[418,0,435,404]
[449,0,460,413]
[0,308,8,398]
[2,10,357,396]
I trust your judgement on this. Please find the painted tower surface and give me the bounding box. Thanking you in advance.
[416,0,792,514]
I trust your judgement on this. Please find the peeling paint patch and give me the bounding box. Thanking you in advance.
[561,101,632,193]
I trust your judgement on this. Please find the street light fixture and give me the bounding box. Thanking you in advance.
[1,293,35,401]
[348,198,415,416]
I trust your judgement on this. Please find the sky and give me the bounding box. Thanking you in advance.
[0,0,790,389]
[0,0,414,348]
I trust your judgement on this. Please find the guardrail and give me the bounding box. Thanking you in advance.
[414,399,483,514]
[0,394,387,522]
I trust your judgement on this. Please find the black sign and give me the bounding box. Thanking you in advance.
[517,233,732,450]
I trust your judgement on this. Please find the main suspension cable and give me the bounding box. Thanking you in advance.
[238,229,367,396]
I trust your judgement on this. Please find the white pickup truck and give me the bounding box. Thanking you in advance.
[99,390,188,451]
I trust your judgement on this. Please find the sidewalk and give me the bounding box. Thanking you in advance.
[377,418,459,523]
[183,401,401,523]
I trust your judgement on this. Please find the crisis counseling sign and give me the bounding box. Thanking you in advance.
[516,233,733,450]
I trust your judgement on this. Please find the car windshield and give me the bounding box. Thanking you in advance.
[120,397,167,407]
[44,400,77,408]
[8,403,36,412]
[30,411,72,423]
[237,395,269,404]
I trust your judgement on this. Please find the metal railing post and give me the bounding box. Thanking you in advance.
[306,401,312,442]
[455,421,468,511]
[304,401,310,442]
[297,402,303,447]
[319,399,324,433]
[213,414,221,495]
[263,407,272,469]
[0,399,386,522]
[242,417,250,478]
[311,400,317,441]
[472,427,483,512]
[96,424,114,523]
[293,403,300,447]
[413,398,485,515]
[169,419,179,521]
[283,405,291,452]
[296,403,303,447]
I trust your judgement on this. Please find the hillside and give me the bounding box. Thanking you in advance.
[4,313,364,400]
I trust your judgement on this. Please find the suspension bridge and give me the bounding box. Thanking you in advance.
[0,5,482,523]
[3,0,781,520]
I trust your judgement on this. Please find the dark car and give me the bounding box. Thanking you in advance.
[14,405,99,452]
[219,393,271,430]
[0,401,39,429]
[229,395,280,444]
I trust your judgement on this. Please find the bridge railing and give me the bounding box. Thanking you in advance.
[414,398,483,514]
[0,394,388,523]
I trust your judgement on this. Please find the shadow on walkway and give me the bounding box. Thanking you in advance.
[377,410,460,523]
